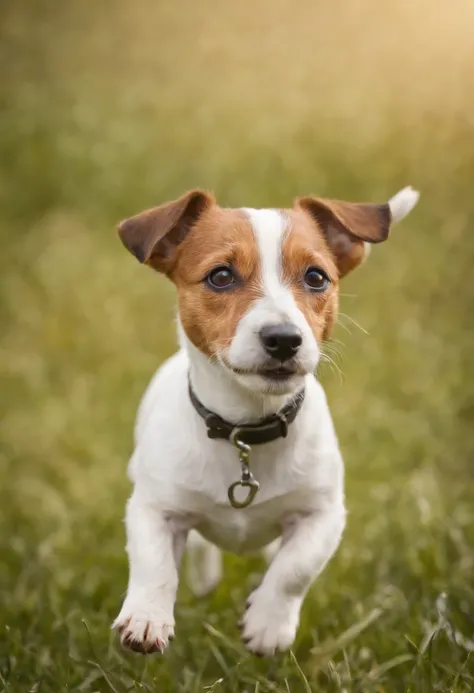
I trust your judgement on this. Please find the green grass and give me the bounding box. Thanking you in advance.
[1,1,474,691]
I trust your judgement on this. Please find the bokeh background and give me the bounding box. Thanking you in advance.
[1,1,473,691]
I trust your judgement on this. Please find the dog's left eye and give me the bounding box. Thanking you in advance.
[206,266,237,291]
[304,267,330,292]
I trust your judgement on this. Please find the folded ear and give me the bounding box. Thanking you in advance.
[296,186,419,277]
[118,189,215,273]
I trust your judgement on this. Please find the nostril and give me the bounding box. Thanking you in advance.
[289,335,302,350]
[263,336,279,351]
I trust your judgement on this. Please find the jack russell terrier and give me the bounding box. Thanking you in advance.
[112,185,419,657]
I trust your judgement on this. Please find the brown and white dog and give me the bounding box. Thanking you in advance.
[112,186,419,656]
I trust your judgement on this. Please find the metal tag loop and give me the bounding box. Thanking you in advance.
[228,475,260,509]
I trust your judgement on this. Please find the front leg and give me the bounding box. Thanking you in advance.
[241,504,346,657]
[113,490,186,654]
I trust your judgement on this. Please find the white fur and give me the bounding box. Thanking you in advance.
[246,208,286,298]
[113,208,346,657]
[388,186,420,224]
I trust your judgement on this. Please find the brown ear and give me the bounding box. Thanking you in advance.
[297,196,391,277]
[118,189,215,273]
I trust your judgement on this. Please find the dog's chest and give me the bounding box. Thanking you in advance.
[194,443,331,552]
[196,506,280,553]
[165,424,329,507]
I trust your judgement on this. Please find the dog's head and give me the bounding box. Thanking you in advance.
[118,187,418,395]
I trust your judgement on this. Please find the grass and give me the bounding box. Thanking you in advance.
[1,1,474,690]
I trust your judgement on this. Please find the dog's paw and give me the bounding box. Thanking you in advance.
[240,588,302,657]
[112,603,175,654]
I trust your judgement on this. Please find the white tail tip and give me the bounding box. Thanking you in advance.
[388,186,420,224]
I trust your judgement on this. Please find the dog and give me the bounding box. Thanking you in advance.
[112,185,419,657]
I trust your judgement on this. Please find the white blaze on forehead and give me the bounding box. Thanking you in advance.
[241,208,288,298]
[240,206,313,334]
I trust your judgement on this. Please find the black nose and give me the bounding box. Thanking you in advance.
[259,323,303,361]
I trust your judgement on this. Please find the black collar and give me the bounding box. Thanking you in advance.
[188,382,305,446]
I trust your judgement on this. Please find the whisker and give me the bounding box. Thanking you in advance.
[321,346,343,365]
[327,337,346,349]
[336,320,353,335]
[338,312,369,336]
[319,350,344,384]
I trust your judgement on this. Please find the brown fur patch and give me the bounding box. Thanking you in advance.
[171,207,262,356]
[282,209,340,342]
[296,196,390,277]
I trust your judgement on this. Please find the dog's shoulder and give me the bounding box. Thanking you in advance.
[134,349,189,444]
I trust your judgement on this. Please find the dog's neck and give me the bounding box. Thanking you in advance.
[182,334,297,425]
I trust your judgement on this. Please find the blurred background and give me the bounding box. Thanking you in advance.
[1,1,473,691]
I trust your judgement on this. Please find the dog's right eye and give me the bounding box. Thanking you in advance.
[206,266,237,291]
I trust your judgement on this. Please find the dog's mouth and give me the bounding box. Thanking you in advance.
[257,366,297,381]
[224,361,302,381]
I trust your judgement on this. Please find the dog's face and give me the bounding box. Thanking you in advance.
[118,187,418,395]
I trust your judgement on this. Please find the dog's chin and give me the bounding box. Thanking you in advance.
[221,362,307,396]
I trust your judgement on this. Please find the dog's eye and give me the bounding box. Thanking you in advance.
[304,267,329,292]
[206,266,237,291]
